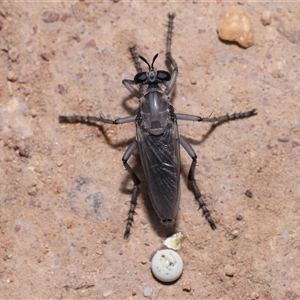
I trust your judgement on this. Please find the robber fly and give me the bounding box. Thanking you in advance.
[59,14,257,238]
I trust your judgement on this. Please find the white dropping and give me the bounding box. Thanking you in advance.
[151,249,183,282]
[163,232,184,250]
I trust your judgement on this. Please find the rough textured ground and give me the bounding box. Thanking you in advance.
[1,2,300,299]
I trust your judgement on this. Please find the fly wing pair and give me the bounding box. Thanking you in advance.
[136,122,181,222]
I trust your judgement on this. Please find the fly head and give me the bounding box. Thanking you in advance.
[134,53,171,85]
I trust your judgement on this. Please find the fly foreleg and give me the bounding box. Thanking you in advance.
[122,141,141,238]
[179,136,216,230]
[164,13,178,95]
[129,45,142,74]
[122,79,143,99]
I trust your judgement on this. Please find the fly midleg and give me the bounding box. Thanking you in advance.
[122,140,141,238]
[176,109,257,123]
[179,135,217,230]
[59,113,139,238]
[59,114,136,125]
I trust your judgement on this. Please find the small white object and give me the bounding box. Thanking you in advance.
[163,232,184,250]
[151,249,183,282]
[143,284,153,297]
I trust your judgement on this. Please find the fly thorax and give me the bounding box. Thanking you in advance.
[140,92,170,135]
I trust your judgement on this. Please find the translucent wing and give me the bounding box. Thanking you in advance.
[137,123,181,220]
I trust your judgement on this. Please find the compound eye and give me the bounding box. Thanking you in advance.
[134,72,148,83]
[157,71,171,81]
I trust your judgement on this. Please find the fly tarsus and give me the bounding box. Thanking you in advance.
[129,45,142,74]
[122,141,140,238]
[166,13,175,54]
[202,108,257,123]
[188,158,216,230]
[124,186,138,239]
[58,114,116,125]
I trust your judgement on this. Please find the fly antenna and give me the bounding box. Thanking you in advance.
[139,55,151,70]
[151,53,159,69]
[139,53,159,70]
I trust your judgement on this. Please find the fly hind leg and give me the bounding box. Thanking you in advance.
[122,141,141,238]
[180,136,216,230]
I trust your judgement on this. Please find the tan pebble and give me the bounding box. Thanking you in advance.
[261,10,271,26]
[66,219,73,229]
[78,97,85,104]
[224,264,236,276]
[18,147,30,158]
[103,290,113,297]
[109,227,118,234]
[271,69,284,78]
[217,6,254,48]
[250,291,260,299]
[182,282,191,292]
[5,156,12,162]
[189,78,197,85]
[27,186,37,196]
[57,84,67,95]
[181,213,190,223]
[238,267,247,276]
[7,98,19,111]
[56,159,63,167]
[29,108,38,117]
[231,229,239,238]
[8,47,19,61]
[60,13,71,22]
[217,296,230,300]
[15,165,22,172]
[15,225,22,232]
[26,46,33,53]
[42,11,60,23]
[85,39,96,48]
[245,189,253,198]
[7,71,18,82]
[40,52,51,61]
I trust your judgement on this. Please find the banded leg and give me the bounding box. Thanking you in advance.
[121,46,144,99]
[59,113,139,238]
[59,114,136,125]
[176,108,257,123]
[129,45,142,74]
[122,141,141,238]
[202,109,257,123]
[165,13,178,95]
[179,135,216,230]
[166,13,175,55]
